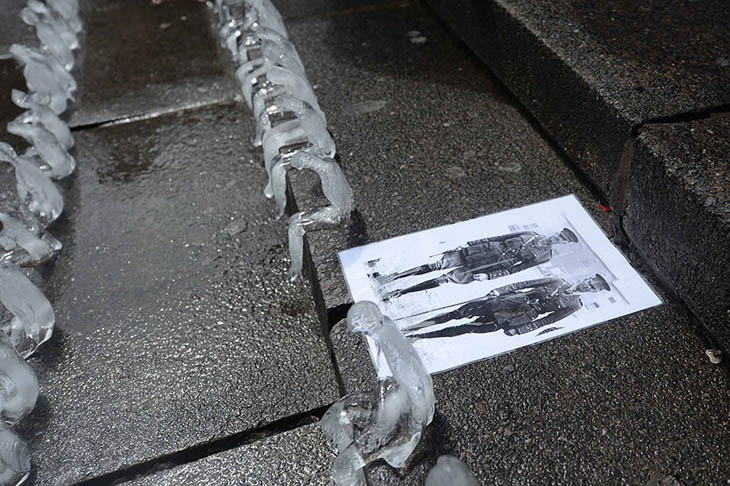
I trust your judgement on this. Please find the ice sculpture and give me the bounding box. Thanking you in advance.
[12,90,74,150]
[235,35,304,109]
[0,143,64,225]
[0,263,55,359]
[0,213,61,267]
[252,66,324,147]
[321,302,435,485]
[425,456,480,486]
[20,9,73,71]
[286,151,352,279]
[7,121,75,179]
[9,44,76,115]
[46,0,82,34]
[0,424,30,486]
[263,95,335,202]
[243,0,288,38]
[0,343,39,426]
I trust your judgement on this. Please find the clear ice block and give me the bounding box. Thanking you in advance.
[0,213,62,267]
[7,121,76,179]
[12,90,74,150]
[0,263,55,359]
[0,343,38,426]
[321,302,435,485]
[425,456,480,486]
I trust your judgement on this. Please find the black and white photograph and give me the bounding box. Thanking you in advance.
[339,195,663,374]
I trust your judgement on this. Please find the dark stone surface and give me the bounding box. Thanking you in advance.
[625,114,730,351]
[15,102,339,485]
[330,297,730,485]
[273,0,397,20]
[127,424,334,486]
[68,0,238,127]
[285,3,614,323]
[0,59,28,150]
[0,0,36,60]
[426,0,730,206]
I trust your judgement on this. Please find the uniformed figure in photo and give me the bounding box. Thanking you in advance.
[402,274,610,340]
[377,228,579,301]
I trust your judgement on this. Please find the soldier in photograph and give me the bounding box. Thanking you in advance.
[378,228,579,300]
[401,274,610,340]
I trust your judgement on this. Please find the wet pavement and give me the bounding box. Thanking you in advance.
[15,103,339,485]
[425,0,730,345]
[68,0,238,127]
[330,296,730,485]
[127,424,334,486]
[0,0,726,484]
[285,2,614,324]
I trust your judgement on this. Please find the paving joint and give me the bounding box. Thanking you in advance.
[75,403,334,486]
[68,97,242,132]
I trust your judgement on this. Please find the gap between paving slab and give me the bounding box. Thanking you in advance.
[15,101,340,486]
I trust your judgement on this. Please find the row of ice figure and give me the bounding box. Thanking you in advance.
[212,0,354,281]
[0,0,81,484]
[213,2,480,484]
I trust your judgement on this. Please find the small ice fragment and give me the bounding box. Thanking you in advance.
[0,263,55,358]
[0,142,64,225]
[0,213,61,267]
[410,36,427,44]
[263,95,334,210]
[0,342,39,425]
[21,1,77,70]
[286,152,352,280]
[321,302,434,484]
[12,90,74,150]
[0,423,31,486]
[45,0,82,34]
[425,456,481,486]
[10,45,76,114]
[7,121,76,179]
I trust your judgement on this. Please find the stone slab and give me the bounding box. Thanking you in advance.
[14,102,339,485]
[426,0,730,206]
[284,3,614,325]
[127,424,334,486]
[330,296,730,485]
[67,0,238,127]
[0,0,36,60]
[273,0,398,20]
[624,114,730,351]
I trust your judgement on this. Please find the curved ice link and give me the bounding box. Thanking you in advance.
[0,423,31,486]
[12,90,74,150]
[0,263,55,359]
[0,343,38,426]
[0,214,61,268]
[235,39,305,108]
[0,143,63,226]
[9,45,75,115]
[45,0,81,34]
[263,95,334,204]
[322,302,435,485]
[425,456,480,486]
[20,7,74,71]
[251,66,323,147]
[285,152,352,279]
[7,121,75,179]
[245,0,288,38]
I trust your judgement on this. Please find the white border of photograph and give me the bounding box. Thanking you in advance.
[339,195,662,375]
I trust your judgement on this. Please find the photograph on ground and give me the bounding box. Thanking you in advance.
[339,195,662,374]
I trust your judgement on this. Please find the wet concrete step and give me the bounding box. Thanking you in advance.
[283,1,615,325]
[126,423,334,486]
[625,114,730,351]
[424,0,730,350]
[330,295,730,485]
[15,102,340,485]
